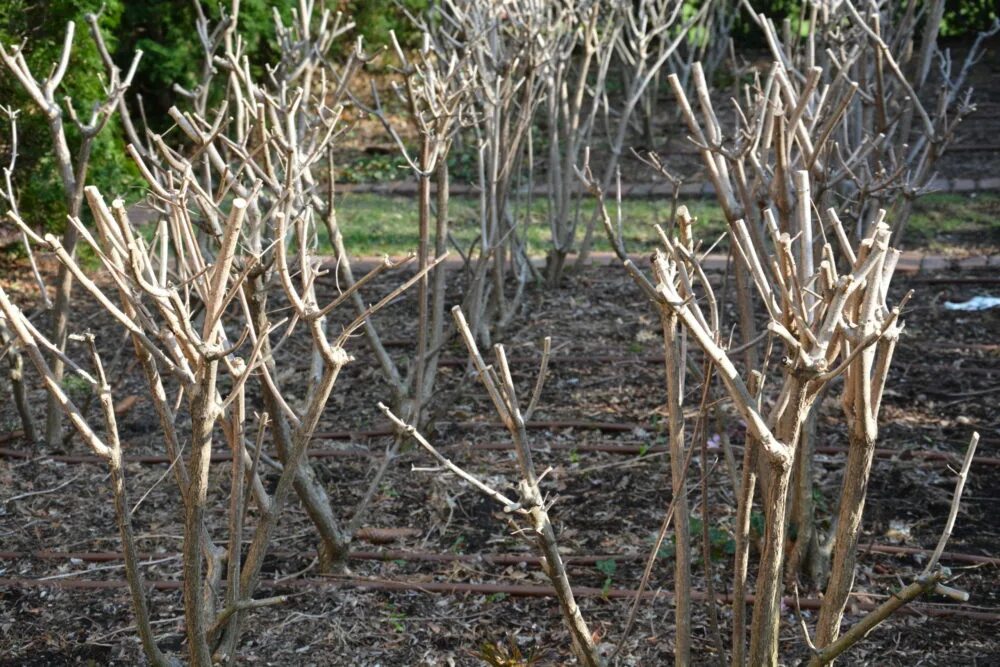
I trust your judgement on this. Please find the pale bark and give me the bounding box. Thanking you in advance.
[663,309,691,666]
[1,21,140,447]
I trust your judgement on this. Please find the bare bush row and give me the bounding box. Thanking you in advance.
[0,1,992,664]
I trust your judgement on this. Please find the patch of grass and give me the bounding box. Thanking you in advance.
[331,191,726,257]
[330,190,1000,257]
[119,190,999,261]
[336,153,411,183]
[908,192,1000,250]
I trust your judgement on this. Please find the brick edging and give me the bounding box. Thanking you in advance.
[343,251,1000,275]
[335,176,1000,198]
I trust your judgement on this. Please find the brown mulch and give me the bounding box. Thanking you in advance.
[0,251,998,665]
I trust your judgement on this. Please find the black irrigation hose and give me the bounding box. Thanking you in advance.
[0,574,996,621]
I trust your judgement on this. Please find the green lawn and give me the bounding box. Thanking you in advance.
[907,192,1000,250]
[66,190,995,270]
[330,190,1000,257]
[332,192,727,257]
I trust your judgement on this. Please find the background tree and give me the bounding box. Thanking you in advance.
[0,0,133,231]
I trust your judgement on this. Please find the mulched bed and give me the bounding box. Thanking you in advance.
[1,253,997,665]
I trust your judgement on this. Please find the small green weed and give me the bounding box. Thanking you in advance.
[61,373,92,400]
[596,558,617,597]
[384,602,406,633]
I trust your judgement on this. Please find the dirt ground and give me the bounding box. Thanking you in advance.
[1,242,998,665]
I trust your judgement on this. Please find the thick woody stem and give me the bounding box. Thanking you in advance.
[245,275,350,575]
[216,361,344,658]
[528,488,603,667]
[86,336,172,667]
[221,382,246,646]
[731,432,758,667]
[787,174,824,584]
[182,357,220,667]
[235,351,344,620]
[0,320,36,443]
[696,364,727,663]
[787,396,825,587]
[748,454,793,666]
[422,159,451,402]
[813,417,878,649]
[662,307,691,666]
[413,137,432,424]
[815,244,895,649]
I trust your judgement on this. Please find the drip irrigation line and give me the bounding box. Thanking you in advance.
[0,549,634,567]
[2,543,996,569]
[0,430,24,444]
[432,354,667,367]
[858,544,999,566]
[0,575,995,621]
[471,442,1000,466]
[3,438,998,467]
[332,350,999,374]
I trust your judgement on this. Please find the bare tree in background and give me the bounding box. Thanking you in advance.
[0,109,45,444]
[737,0,1000,243]
[362,28,474,428]
[571,0,700,269]
[648,0,736,146]
[1,12,141,447]
[408,0,559,345]
[540,0,616,284]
